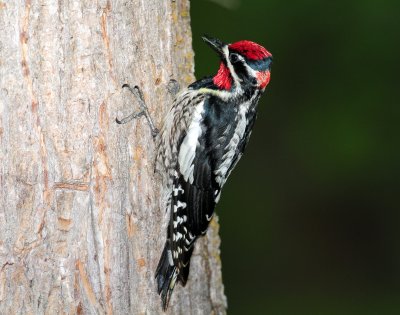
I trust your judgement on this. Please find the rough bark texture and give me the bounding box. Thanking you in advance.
[0,1,227,314]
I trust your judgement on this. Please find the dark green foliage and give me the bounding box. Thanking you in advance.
[191,1,400,314]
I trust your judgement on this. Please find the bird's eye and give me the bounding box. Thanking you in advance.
[230,53,240,64]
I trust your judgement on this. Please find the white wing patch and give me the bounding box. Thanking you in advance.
[178,101,205,184]
[173,185,184,196]
[173,200,187,213]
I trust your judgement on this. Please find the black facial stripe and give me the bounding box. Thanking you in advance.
[231,61,258,88]
[232,62,248,77]
[247,57,272,71]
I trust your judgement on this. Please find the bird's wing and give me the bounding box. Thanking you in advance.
[155,91,205,176]
[169,97,219,283]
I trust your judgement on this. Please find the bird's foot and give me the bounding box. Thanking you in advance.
[116,84,159,138]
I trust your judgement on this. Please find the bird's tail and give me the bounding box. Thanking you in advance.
[155,240,178,310]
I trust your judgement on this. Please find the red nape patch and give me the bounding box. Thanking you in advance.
[213,62,232,90]
[257,70,271,89]
[229,40,272,61]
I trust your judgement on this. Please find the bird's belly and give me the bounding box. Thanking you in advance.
[214,104,249,187]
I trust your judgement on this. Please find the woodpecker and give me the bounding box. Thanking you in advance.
[117,36,272,310]
[154,36,272,309]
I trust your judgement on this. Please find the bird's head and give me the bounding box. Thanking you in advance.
[202,35,272,91]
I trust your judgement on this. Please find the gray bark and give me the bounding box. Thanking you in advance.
[0,1,226,314]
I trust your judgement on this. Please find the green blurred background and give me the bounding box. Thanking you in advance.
[190,0,400,314]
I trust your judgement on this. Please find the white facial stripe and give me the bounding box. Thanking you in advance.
[223,45,243,90]
[245,63,258,80]
[236,54,245,62]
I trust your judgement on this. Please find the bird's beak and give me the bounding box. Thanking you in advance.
[202,35,225,57]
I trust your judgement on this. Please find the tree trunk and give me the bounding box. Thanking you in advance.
[0,1,226,314]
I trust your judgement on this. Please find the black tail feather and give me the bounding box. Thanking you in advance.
[155,240,178,310]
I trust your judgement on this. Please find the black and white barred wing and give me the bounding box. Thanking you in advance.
[155,94,216,305]
[155,91,205,180]
[170,98,218,277]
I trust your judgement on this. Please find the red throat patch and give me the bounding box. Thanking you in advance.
[213,62,232,90]
[257,70,271,89]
